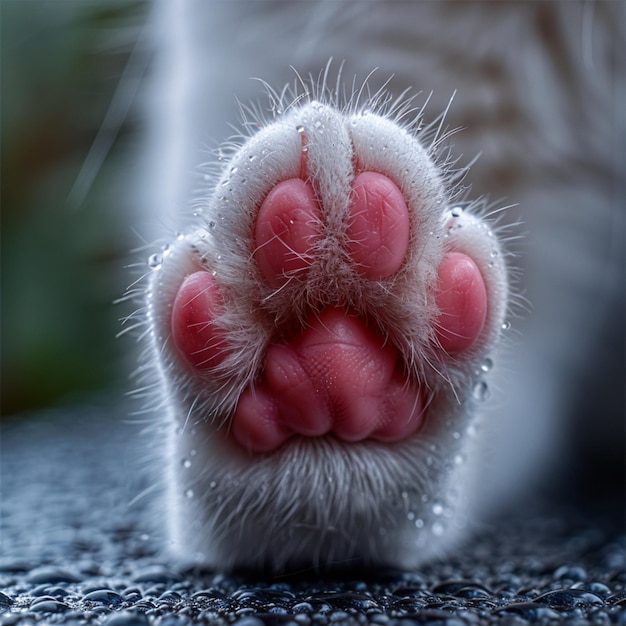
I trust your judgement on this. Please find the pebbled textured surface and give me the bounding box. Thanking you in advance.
[1,401,624,625]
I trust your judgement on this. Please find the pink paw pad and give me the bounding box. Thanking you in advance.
[254,178,322,287]
[347,171,410,279]
[171,271,228,370]
[232,307,424,453]
[435,252,488,354]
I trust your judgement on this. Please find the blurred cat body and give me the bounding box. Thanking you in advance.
[137,1,625,571]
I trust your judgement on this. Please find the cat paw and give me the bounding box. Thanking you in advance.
[146,100,509,571]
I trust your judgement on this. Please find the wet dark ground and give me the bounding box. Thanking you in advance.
[1,400,624,625]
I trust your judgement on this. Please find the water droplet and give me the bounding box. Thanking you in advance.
[432,521,445,536]
[189,449,197,457]
[421,494,429,503]
[407,511,415,521]
[415,518,424,528]
[216,254,222,261]
[203,173,211,181]
[472,380,490,402]
[301,145,308,153]
[501,320,511,331]
[450,206,464,218]
[148,253,162,270]
[208,221,216,230]
[221,178,230,187]
[175,232,184,240]
[248,154,257,162]
[184,489,194,499]
[209,481,217,489]
[480,357,493,373]
[181,458,191,468]
[490,250,499,258]
[432,503,444,516]
[452,431,461,440]
[296,125,305,134]
[454,454,465,465]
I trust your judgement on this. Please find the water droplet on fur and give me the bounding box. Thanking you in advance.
[208,221,216,230]
[209,481,217,489]
[221,178,230,187]
[189,449,197,456]
[454,454,465,465]
[148,253,162,270]
[472,380,490,401]
[181,459,191,468]
[407,511,415,521]
[432,522,445,537]
[415,518,424,528]
[175,232,184,240]
[203,173,211,181]
[314,120,322,129]
[432,503,444,516]
[501,320,511,331]
[450,206,464,218]
[490,249,499,258]
[480,357,493,373]
[248,154,257,162]
[296,125,305,134]
[184,489,194,499]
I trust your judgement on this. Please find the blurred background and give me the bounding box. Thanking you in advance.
[2,1,148,417]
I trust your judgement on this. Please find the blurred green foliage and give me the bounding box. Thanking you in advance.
[1,1,147,416]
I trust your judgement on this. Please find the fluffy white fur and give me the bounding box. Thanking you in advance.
[135,1,624,572]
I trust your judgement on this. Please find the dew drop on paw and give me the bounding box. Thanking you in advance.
[472,380,490,402]
[296,125,305,134]
[147,253,163,270]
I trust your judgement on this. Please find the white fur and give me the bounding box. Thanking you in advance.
[135,0,624,572]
